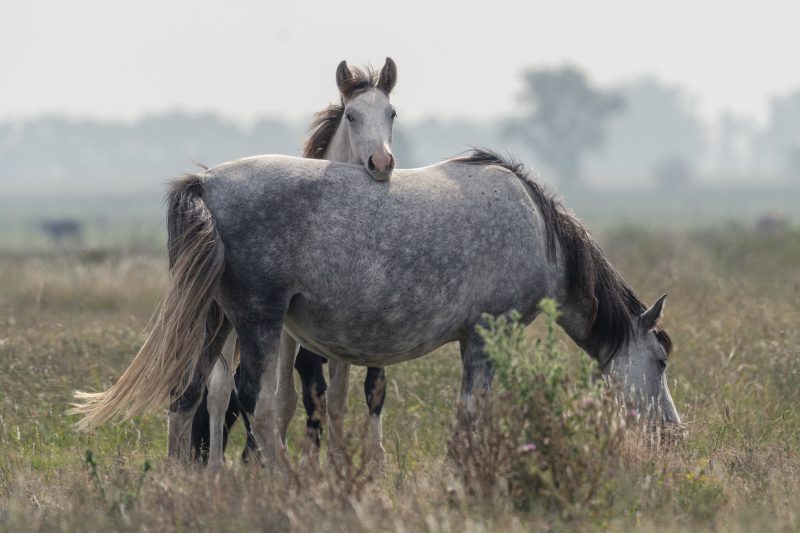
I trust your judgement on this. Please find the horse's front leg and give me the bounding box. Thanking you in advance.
[364,367,387,466]
[326,359,350,464]
[455,328,495,436]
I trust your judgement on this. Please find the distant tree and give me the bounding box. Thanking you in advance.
[403,118,504,167]
[755,90,800,179]
[586,77,706,185]
[0,113,303,193]
[507,66,623,184]
[715,112,755,176]
[653,155,691,189]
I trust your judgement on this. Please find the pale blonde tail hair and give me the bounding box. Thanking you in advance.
[70,175,225,430]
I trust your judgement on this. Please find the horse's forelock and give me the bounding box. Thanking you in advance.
[349,85,371,99]
[339,65,383,99]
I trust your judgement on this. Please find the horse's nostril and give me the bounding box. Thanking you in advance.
[388,154,395,169]
[368,156,376,171]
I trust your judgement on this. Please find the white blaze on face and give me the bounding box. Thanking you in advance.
[605,294,680,427]
[607,332,679,427]
[344,89,396,181]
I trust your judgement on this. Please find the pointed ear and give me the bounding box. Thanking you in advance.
[640,294,667,331]
[336,60,353,96]
[378,57,397,94]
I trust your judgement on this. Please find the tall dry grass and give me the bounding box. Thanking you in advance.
[1,227,799,531]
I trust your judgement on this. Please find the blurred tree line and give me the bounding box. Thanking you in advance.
[1,66,799,193]
[0,113,303,193]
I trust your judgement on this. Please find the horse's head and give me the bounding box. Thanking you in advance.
[335,57,397,181]
[604,294,682,435]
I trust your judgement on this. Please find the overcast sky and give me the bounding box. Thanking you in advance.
[2,0,798,125]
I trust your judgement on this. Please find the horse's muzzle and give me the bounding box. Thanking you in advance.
[368,153,395,180]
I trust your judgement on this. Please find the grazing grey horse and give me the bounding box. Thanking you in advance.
[193,57,399,468]
[71,150,681,465]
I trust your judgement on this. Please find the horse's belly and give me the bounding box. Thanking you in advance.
[284,297,462,366]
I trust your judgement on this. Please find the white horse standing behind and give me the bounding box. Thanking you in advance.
[201,58,398,469]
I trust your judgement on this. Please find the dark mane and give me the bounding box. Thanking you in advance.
[452,149,672,366]
[303,65,381,160]
[303,105,344,159]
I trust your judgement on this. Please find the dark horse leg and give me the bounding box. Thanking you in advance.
[450,326,495,457]
[190,389,213,464]
[232,366,258,463]
[295,349,388,464]
[458,328,494,424]
[364,366,387,464]
[294,347,328,458]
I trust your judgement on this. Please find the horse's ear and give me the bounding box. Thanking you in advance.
[336,60,353,96]
[640,294,667,331]
[378,57,397,94]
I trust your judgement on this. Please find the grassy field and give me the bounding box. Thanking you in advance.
[1,226,799,531]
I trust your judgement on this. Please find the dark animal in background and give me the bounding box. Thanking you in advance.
[41,219,82,244]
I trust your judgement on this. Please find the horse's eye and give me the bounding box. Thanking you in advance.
[346,113,355,123]
[390,110,397,119]
[658,359,667,371]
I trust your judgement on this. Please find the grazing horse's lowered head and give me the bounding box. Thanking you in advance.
[305,57,398,180]
[601,294,681,431]
[455,151,682,435]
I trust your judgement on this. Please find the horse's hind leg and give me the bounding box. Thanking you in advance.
[190,390,211,464]
[364,367,387,466]
[236,317,288,467]
[167,308,232,462]
[275,330,299,443]
[294,348,328,461]
[227,366,259,463]
[206,355,235,471]
[190,335,238,465]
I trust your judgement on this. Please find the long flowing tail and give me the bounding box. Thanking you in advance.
[70,174,225,430]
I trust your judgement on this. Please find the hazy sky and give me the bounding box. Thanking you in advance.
[3,0,799,124]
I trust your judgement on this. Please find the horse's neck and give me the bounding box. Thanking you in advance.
[550,259,608,364]
[323,121,352,163]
